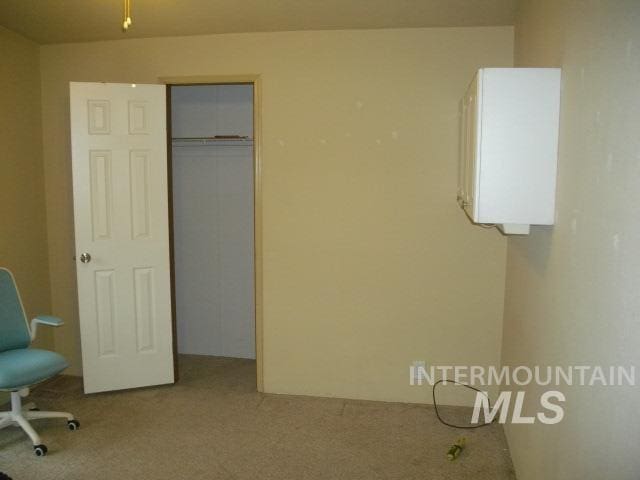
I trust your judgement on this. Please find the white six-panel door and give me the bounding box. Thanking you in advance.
[70,82,174,393]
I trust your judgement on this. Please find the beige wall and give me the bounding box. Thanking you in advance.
[502,1,640,478]
[40,27,512,404]
[0,27,53,351]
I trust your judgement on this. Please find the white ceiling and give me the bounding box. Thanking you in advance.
[0,0,516,45]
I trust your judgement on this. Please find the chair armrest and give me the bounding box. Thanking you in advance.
[30,315,64,341]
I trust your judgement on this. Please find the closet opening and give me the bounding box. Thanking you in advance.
[166,81,260,390]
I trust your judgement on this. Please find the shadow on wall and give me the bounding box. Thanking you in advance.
[508,225,554,275]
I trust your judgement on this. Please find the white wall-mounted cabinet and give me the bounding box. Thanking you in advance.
[458,68,561,235]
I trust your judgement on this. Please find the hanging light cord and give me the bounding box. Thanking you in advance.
[122,0,132,31]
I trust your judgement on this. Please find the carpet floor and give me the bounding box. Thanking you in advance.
[0,355,515,479]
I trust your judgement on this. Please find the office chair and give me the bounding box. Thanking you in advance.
[0,268,79,456]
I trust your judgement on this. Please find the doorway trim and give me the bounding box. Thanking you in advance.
[159,74,264,392]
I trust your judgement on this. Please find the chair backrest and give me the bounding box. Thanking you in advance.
[0,268,32,352]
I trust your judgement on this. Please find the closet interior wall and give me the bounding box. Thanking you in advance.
[171,84,255,359]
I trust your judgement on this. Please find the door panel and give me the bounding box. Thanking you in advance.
[70,82,174,393]
[172,144,255,359]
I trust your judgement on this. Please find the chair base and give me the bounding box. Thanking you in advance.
[0,389,75,448]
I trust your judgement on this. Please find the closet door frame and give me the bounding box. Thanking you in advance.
[160,75,264,392]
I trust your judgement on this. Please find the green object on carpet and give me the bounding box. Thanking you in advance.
[447,437,466,460]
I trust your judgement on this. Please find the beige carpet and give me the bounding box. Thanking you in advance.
[0,355,515,479]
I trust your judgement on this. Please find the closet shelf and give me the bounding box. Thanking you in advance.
[172,135,253,147]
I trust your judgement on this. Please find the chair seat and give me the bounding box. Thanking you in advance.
[0,348,68,390]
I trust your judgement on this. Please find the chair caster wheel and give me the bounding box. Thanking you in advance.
[29,407,40,411]
[67,419,80,431]
[34,444,48,456]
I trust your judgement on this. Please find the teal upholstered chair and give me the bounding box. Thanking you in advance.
[0,268,79,456]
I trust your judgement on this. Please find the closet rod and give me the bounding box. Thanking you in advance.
[172,136,253,147]
[172,136,252,141]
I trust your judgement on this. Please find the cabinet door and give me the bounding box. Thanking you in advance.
[457,99,466,207]
[463,77,479,220]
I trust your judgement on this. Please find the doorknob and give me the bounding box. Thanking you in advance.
[79,253,92,264]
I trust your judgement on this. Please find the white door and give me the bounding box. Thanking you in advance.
[70,82,174,393]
